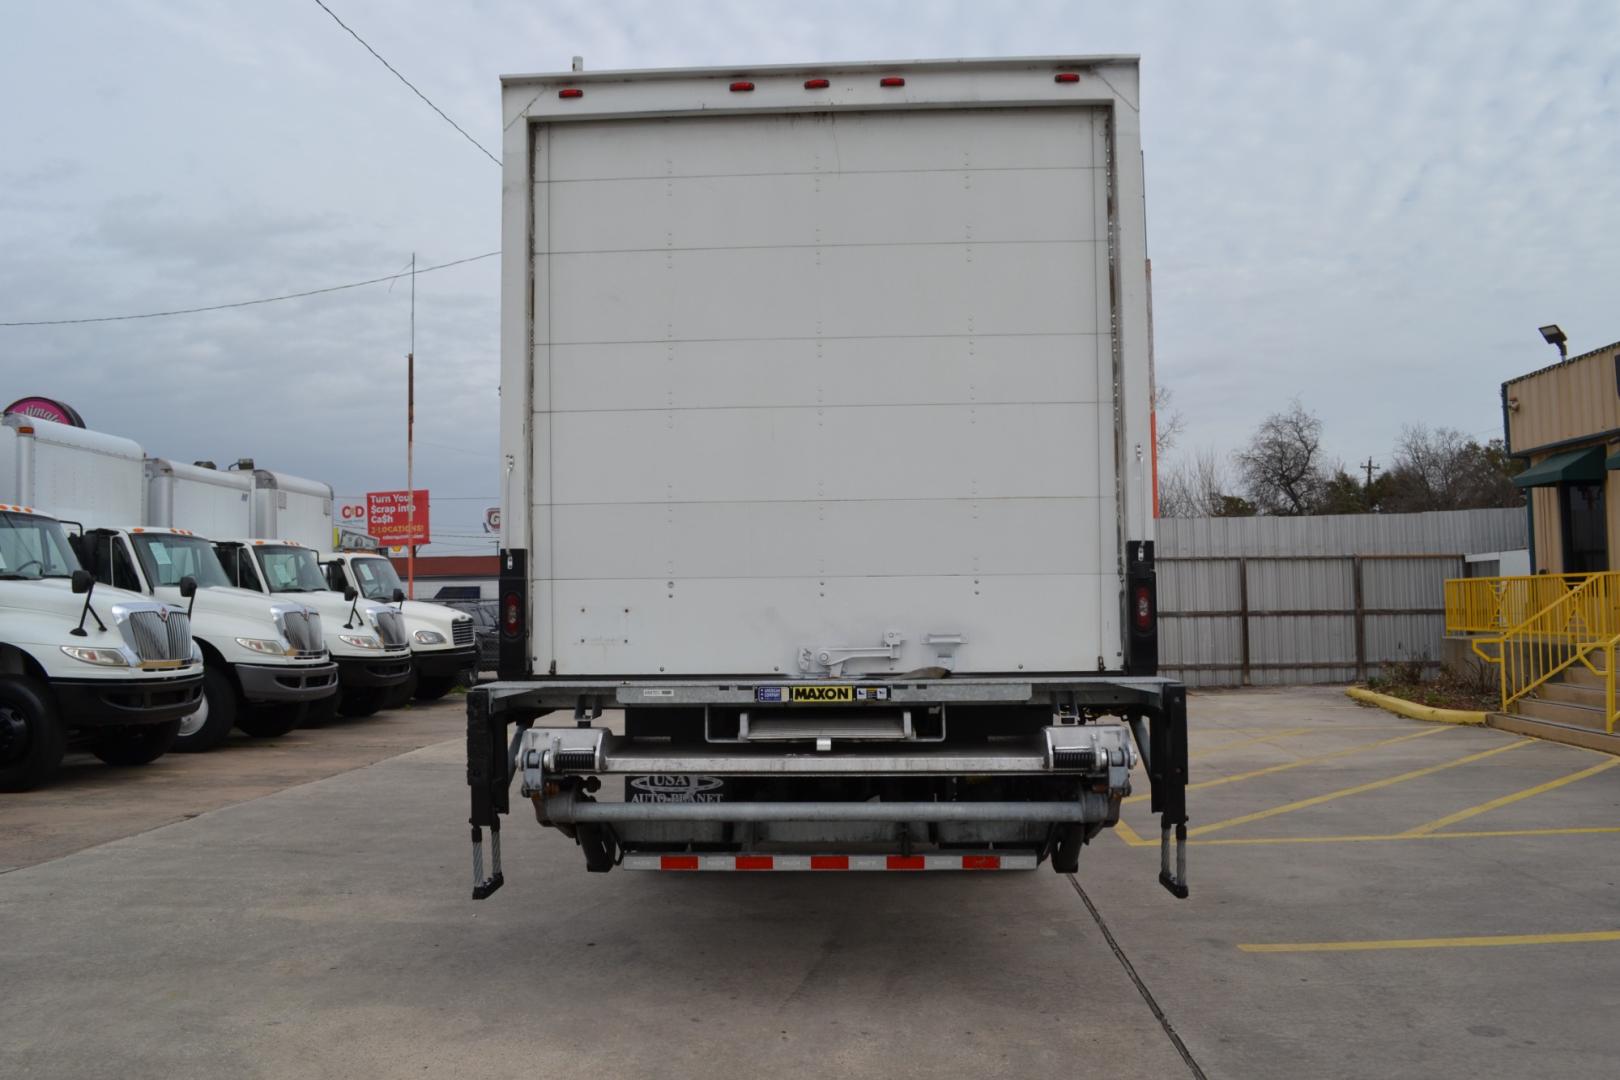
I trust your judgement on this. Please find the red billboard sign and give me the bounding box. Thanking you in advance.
[366,490,430,545]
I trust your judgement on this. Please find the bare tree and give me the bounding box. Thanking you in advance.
[1154,384,1185,458]
[1235,400,1329,515]
[1159,447,1251,517]
[1382,425,1522,512]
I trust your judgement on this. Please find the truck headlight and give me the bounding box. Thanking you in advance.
[414,630,446,645]
[339,634,383,650]
[236,637,292,656]
[61,645,131,667]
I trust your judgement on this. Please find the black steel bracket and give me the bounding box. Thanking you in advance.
[467,685,512,899]
[1146,682,1189,898]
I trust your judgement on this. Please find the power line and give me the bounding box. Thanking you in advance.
[0,251,498,327]
[312,0,500,167]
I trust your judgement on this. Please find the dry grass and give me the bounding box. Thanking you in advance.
[1365,660,1498,713]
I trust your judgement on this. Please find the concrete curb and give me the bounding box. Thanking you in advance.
[1345,687,1487,726]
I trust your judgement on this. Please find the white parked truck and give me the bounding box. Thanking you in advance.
[0,501,204,790]
[0,420,339,752]
[467,56,1188,898]
[214,538,413,718]
[240,465,477,699]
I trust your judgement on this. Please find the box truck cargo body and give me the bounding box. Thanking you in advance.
[468,57,1187,897]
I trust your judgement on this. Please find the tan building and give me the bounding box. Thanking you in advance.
[1505,339,1620,573]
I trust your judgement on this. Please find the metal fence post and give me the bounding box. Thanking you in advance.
[1353,555,1367,681]
[1238,557,1251,687]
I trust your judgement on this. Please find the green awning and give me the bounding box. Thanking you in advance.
[1514,445,1606,487]
[1606,447,1620,470]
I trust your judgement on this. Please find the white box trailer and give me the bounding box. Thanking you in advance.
[145,459,255,538]
[469,56,1187,898]
[248,469,334,552]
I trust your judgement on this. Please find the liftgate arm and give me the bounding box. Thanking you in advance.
[1145,683,1190,898]
[467,686,512,899]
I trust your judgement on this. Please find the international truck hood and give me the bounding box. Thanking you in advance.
[263,590,409,656]
[153,584,315,623]
[0,577,171,622]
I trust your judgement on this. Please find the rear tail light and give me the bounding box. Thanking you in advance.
[558,88,583,99]
[803,78,830,89]
[503,593,522,637]
[1134,585,1153,631]
[1054,72,1080,83]
[879,76,905,87]
[729,81,754,92]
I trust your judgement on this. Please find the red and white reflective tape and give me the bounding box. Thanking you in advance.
[623,853,1038,872]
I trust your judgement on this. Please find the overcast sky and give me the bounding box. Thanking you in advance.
[3,0,1617,551]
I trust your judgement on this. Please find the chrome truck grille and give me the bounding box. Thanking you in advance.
[452,619,473,647]
[376,610,409,650]
[279,610,324,654]
[126,610,192,662]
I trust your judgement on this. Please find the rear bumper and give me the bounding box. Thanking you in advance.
[53,672,205,728]
[336,652,414,689]
[236,661,339,704]
[414,645,478,679]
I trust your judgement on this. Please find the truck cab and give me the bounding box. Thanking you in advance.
[74,527,338,751]
[323,550,477,700]
[216,539,412,718]
[0,505,204,790]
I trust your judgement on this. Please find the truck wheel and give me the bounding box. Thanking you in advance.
[338,689,383,718]
[303,694,340,728]
[90,720,182,766]
[236,702,305,738]
[0,676,66,792]
[384,670,418,710]
[172,666,239,753]
[413,675,457,702]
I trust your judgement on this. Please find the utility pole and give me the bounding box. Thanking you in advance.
[406,253,416,601]
[1361,456,1379,488]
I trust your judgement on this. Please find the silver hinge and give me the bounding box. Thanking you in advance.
[799,629,904,676]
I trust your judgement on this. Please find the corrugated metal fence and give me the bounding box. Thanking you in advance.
[1157,509,1527,687]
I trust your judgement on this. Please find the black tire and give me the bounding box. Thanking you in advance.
[338,688,384,718]
[236,701,305,738]
[413,674,458,702]
[0,676,66,792]
[302,694,340,728]
[90,719,182,766]
[172,665,239,753]
[384,670,418,710]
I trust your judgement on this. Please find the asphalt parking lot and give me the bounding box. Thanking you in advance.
[3,687,1617,1079]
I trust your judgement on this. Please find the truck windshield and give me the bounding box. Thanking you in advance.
[131,534,233,589]
[0,512,80,580]
[350,556,405,601]
[255,546,330,594]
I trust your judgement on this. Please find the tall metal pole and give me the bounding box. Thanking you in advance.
[407,253,416,600]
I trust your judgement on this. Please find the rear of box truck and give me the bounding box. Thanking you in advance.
[470,57,1187,898]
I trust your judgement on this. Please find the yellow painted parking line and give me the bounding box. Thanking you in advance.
[1401,757,1620,836]
[1175,824,1620,846]
[1189,727,1321,759]
[1189,739,1533,837]
[1240,930,1620,954]
[1125,725,1452,805]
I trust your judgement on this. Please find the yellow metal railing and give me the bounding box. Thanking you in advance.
[1469,572,1620,724]
[1444,573,1594,634]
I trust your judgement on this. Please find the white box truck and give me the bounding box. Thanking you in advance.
[242,466,478,699]
[467,56,1189,898]
[1,419,339,752]
[0,498,204,790]
[145,459,414,718]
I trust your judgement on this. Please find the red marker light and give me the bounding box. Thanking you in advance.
[1134,585,1152,631]
[879,76,905,87]
[558,88,583,99]
[803,78,830,89]
[1054,72,1080,83]
[729,81,755,92]
[503,594,521,635]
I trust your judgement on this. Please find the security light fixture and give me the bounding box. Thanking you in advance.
[1540,324,1568,359]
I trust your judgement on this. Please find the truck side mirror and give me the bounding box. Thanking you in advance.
[71,569,93,595]
[343,587,358,602]
[393,588,406,603]
[179,576,198,600]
